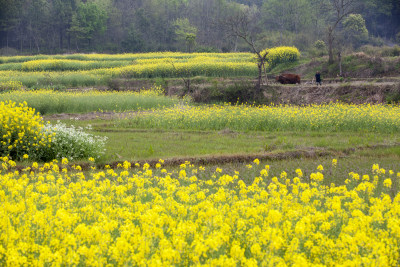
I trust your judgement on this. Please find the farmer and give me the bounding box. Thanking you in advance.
[315,71,322,86]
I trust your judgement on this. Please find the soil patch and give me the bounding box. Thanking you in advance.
[43,111,139,121]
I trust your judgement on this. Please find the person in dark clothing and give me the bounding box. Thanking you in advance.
[315,71,322,85]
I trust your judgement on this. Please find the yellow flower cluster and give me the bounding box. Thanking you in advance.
[261,46,300,68]
[0,52,252,64]
[0,158,399,266]
[20,59,130,72]
[0,80,23,92]
[21,59,83,71]
[104,54,256,78]
[125,102,400,132]
[0,101,53,160]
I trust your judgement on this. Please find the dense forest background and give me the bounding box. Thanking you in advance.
[0,0,399,55]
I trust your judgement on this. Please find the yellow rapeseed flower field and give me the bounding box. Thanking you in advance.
[0,158,399,265]
[124,102,400,132]
[0,48,301,87]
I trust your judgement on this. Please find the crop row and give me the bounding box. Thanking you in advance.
[0,52,254,64]
[121,103,400,133]
[0,87,179,115]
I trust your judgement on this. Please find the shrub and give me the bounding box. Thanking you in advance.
[0,100,53,160]
[261,46,301,69]
[360,45,400,57]
[40,123,107,161]
[0,100,107,161]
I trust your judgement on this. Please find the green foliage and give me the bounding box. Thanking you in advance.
[174,18,198,52]
[342,14,369,48]
[360,45,400,57]
[1,0,400,54]
[0,88,179,115]
[69,1,108,48]
[314,40,326,50]
[310,40,327,57]
[121,24,145,52]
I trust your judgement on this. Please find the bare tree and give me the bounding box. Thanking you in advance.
[223,6,268,92]
[326,0,360,64]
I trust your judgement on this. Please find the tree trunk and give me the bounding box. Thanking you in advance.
[59,26,63,50]
[328,26,334,64]
[262,63,268,85]
[338,51,342,76]
[256,63,262,93]
[234,35,238,52]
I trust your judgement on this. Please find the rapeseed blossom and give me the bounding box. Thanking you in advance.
[122,102,400,133]
[0,158,399,265]
[0,52,258,86]
[0,100,53,160]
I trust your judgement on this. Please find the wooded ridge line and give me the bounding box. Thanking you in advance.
[0,0,399,55]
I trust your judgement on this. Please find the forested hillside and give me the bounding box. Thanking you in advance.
[0,0,399,54]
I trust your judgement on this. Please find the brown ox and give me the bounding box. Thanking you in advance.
[276,74,301,84]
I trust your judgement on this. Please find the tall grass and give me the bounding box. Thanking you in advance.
[0,87,180,115]
[120,103,400,133]
[0,70,104,89]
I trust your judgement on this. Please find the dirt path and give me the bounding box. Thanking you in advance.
[43,111,139,121]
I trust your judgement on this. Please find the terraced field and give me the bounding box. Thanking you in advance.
[1,51,400,265]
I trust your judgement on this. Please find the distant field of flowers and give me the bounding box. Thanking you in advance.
[122,103,400,133]
[0,52,257,88]
[0,157,399,266]
[0,48,299,88]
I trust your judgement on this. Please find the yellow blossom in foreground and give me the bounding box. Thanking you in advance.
[0,159,399,266]
[332,159,337,167]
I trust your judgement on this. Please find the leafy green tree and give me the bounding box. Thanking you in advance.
[325,0,362,63]
[261,0,312,45]
[187,0,235,51]
[51,0,76,51]
[223,5,268,90]
[174,18,197,52]
[20,0,51,53]
[360,0,392,38]
[0,0,24,48]
[69,1,108,50]
[342,14,368,48]
[121,23,145,52]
